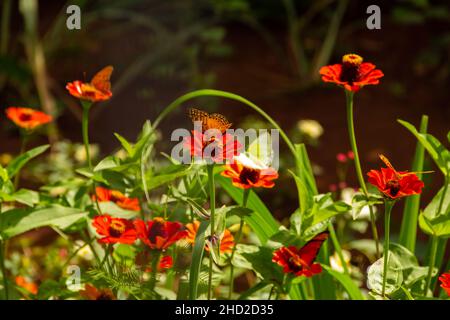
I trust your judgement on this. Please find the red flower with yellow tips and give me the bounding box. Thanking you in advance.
[367,155,425,199]
[134,217,187,251]
[319,54,384,92]
[92,186,141,211]
[185,220,235,254]
[6,107,52,130]
[92,214,137,244]
[66,65,113,102]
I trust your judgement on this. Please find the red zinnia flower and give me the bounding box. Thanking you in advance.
[367,155,424,199]
[134,217,187,250]
[15,276,38,295]
[92,186,141,211]
[221,154,278,189]
[319,53,384,92]
[185,220,235,254]
[439,271,450,296]
[183,130,241,164]
[92,214,137,244]
[66,66,113,102]
[272,232,328,278]
[6,107,52,130]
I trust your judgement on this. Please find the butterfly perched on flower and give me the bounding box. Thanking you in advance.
[66,65,113,102]
[187,108,232,133]
[272,232,329,277]
[367,155,427,199]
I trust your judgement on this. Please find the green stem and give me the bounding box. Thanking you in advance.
[382,200,395,298]
[0,240,8,300]
[424,236,438,297]
[328,223,349,275]
[14,133,29,188]
[207,164,215,300]
[345,90,380,258]
[81,102,102,214]
[228,189,250,299]
[149,251,161,299]
[82,104,92,170]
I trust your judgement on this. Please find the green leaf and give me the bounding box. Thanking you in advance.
[98,202,139,219]
[216,175,279,244]
[399,115,428,253]
[367,252,403,296]
[322,265,364,300]
[419,184,450,237]
[10,189,39,206]
[114,133,133,156]
[189,220,209,300]
[6,145,50,178]
[145,165,192,191]
[113,244,137,267]
[0,205,87,239]
[398,119,450,175]
[241,246,284,286]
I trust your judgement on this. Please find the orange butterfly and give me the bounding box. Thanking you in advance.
[379,154,433,178]
[66,66,113,102]
[187,108,232,133]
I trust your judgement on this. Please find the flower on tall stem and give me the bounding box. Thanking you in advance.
[439,271,450,296]
[66,66,113,102]
[134,217,187,251]
[92,214,137,244]
[319,53,384,92]
[367,155,425,297]
[221,153,278,189]
[185,220,235,254]
[6,107,52,131]
[92,186,141,211]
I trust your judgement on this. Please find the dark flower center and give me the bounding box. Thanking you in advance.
[148,219,166,243]
[239,167,260,185]
[108,220,126,238]
[340,54,363,84]
[96,292,114,300]
[386,180,400,197]
[19,113,33,122]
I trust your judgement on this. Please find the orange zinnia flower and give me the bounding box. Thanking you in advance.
[92,214,137,244]
[183,130,241,164]
[221,154,278,189]
[6,107,52,130]
[134,217,187,250]
[186,220,235,254]
[66,65,113,102]
[367,155,424,199]
[272,232,328,278]
[92,186,141,211]
[319,53,384,92]
[80,284,116,300]
[439,271,450,296]
[15,276,38,295]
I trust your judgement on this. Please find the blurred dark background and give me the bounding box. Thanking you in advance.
[0,0,449,244]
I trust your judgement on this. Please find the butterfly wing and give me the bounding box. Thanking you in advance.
[379,154,396,171]
[298,232,329,266]
[187,108,209,131]
[91,65,113,92]
[209,113,232,132]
